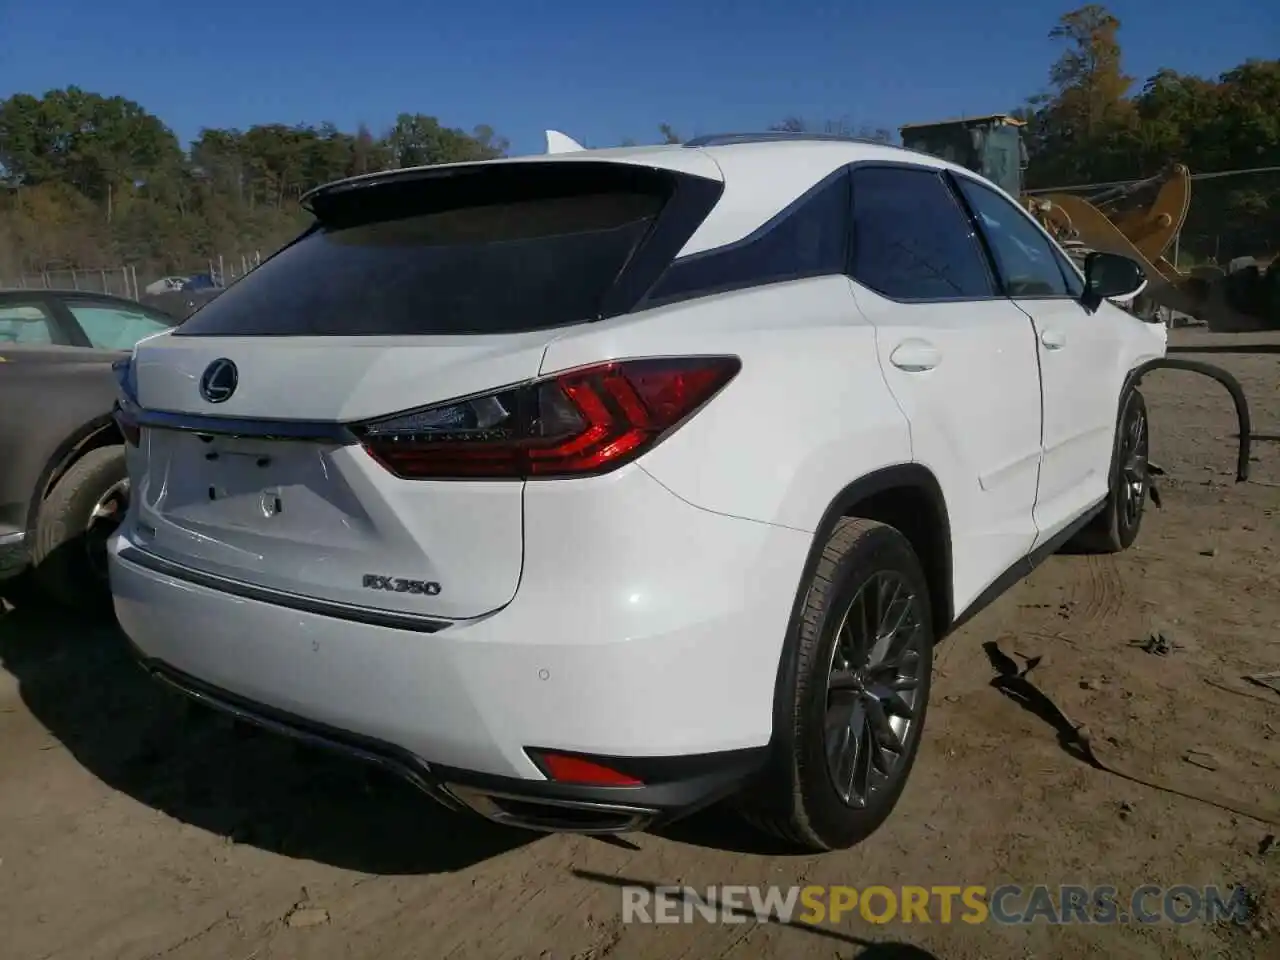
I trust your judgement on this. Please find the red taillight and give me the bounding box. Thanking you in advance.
[355,356,740,480]
[531,751,643,787]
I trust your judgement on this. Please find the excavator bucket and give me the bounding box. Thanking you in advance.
[1044,192,1203,315]
[1042,189,1276,332]
[1101,164,1191,263]
[1037,164,1191,283]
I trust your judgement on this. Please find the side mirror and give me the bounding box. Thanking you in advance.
[1082,251,1147,309]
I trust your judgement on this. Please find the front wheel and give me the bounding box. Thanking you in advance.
[1071,389,1149,554]
[744,518,934,851]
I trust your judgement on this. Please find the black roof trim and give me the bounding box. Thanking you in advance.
[300,163,486,210]
[300,157,720,213]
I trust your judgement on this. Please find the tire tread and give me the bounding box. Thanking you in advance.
[30,445,126,611]
[746,517,929,851]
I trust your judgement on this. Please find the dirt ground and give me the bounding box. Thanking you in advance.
[2,329,1278,960]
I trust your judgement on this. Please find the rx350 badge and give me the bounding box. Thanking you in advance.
[362,574,442,596]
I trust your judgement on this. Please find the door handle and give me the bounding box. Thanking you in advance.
[1040,328,1067,350]
[889,339,941,372]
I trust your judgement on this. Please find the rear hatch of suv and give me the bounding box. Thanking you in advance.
[120,155,724,621]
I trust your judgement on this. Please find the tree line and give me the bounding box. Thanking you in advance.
[0,3,1276,280]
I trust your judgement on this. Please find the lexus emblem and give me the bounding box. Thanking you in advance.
[199,358,238,404]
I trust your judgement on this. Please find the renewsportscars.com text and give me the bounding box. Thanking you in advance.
[621,883,1253,926]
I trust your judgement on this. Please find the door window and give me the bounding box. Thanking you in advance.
[953,177,1072,298]
[65,303,174,350]
[0,302,64,344]
[848,166,995,300]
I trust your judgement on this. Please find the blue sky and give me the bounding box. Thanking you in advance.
[0,0,1275,156]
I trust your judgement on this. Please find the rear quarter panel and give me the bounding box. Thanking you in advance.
[538,276,914,532]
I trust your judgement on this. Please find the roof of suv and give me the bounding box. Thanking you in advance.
[306,134,970,258]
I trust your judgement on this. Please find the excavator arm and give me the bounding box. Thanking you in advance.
[1030,166,1276,332]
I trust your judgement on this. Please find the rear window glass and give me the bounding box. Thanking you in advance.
[176,170,672,337]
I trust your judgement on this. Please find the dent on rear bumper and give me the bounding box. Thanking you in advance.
[108,464,811,781]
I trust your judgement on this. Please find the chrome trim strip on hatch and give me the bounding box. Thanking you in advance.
[126,403,355,443]
[115,544,453,634]
[0,531,25,547]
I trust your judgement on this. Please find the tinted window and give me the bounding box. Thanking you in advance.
[178,175,675,337]
[66,302,173,350]
[647,170,849,302]
[0,302,65,345]
[848,167,994,300]
[1052,246,1086,297]
[954,177,1070,297]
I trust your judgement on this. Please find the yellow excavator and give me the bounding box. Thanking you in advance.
[898,114,1277,332]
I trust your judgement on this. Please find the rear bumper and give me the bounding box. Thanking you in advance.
[132,649,765,833]
[109,464,810,831]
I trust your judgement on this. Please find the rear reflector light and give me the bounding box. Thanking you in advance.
[530,751,643,787]
[354,356,740,480]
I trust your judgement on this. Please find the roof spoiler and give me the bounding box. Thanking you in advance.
[545,130,585,154]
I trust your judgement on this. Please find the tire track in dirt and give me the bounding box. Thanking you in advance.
[1069,555,1127,628]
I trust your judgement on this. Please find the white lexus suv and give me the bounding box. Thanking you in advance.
[108,132,1166,851]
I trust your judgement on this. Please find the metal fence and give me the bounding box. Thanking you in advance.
[3,265,141,299]
[0,251,264,301]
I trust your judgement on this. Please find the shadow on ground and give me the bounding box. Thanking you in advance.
[656,805,811,857]
[855,947,942,960]
[0,597,802,873]
[0,599,533,875]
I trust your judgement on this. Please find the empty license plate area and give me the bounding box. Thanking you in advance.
[142,430,372,544]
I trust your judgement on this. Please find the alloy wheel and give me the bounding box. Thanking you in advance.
[1120,402,1149,529]
[823,571,926,807]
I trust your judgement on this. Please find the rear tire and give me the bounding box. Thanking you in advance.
[743,518,934,851]
[30,446,129,613]
[1070,389,1149,554]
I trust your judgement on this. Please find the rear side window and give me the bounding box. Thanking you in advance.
[0,302,66,345]
[177,164,691,337]
[848,167,994,300]
[646,170,850,303]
